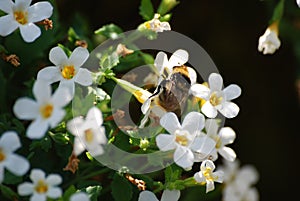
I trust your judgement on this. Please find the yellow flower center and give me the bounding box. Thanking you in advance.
[202,167,215,181]
[14,11,28,25]
[175,131,189,146]
[209,92,223,106]
[35,180,48,194]
[61,65,76,80]
[145,22,151,29]
[0,148,6,162]
[40,104,54,119]
[84,129,94,143]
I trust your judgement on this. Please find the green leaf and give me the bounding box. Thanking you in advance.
[3,170,23,185]
[165,164,182,183]
[111,173,133,201]
[157,0,179,16]
[94,24,123,39]
[58,44,72,57]
[270,0,284,23]
[61,185,77,201]
[139,0,154,20]
[68,27,80,43]
[29,136,52,152]
[0,184,18,200]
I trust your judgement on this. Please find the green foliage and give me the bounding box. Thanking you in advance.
[111,173,133,201]
[139,0,155,20]
[94,24,123,39]
[0,184,19,200]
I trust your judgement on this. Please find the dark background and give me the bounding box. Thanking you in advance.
[56,0,299,200]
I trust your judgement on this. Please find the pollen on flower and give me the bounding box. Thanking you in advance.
[202,167,215,181]
[14,11,28,25]
[61,65,76,80]
[209,92,223,106]
[84,129,94,143]
[0,148,6,162]
[35,180,48,194]
[212,136,222,149]
[40,104,54,119]
[175,131,189,146]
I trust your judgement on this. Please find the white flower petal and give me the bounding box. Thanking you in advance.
[48,108,65,128]
[206,180,215,193]
[218,102,239,118]
[187,67,197,85]
[27,2,53,23]
[19,23,41,42]
[205,119,219,137]
[182,112,205,135]
[160,112,181,134]
[26,119,49,139]
[86,107,103,126]
[174,146,194,169]
[70,192,90,201]
[219,147,236,162]
[51,86,72,108]
[37,66,61,84]
[30,169,46,183]
[0,0,14,13]
[0,15,19,36]
[0,166,3,183]
[223,84,241,101]
[141,98,151,114]
[169,49,188,67]
[18,182,34,196]
[161,190,180,201]
[154,51,168,75]
[201,101,218,118]
[5,154,29,176]
[0,131,21,152]
[31,193,47,201]
[13,97,39,120]
[88,145,105,156]
[208,73,223,91]
[213,170,224,183]
[156,134,176,151]
[59,80,75,97]
[190,136,216,156]
[67,117,84,136]
[190,84,210,99]
[73,137,86,156]
[237,165,259,185]
[15,0,32,9]
[69,47,89,68]
[75,68,93,86]
[49,46,68,66]
[138,190,159,201]
[160,22,171,31]
[33,80,51,103]
[193,172,205,183]
[47,187,62,199]
[219,127,236,145]
[201,160,215,170]
[245,187,259,201]
[46,174,62,186]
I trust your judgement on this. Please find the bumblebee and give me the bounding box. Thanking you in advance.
[149,65,197,117]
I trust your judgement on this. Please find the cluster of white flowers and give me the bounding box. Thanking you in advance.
[8,27,96,199]
[137,49,243,198]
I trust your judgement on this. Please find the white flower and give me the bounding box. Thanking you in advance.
[204,119,236,162]
[0,131,29,183]
[297,0,300,8]
[18,169,62,201]
[70,192,90,201]
[219,160,260,201]
[67,106,107,156]
[0,0,53,42]
[140,49,197,127]
[190,73,241,118]
[258,23,281,55]
[138,190,180,201]
[13,80,72,139]
[193,160,224,193]
[37,46,93,97]
[156,112,216,169]
[145,13,171,33]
